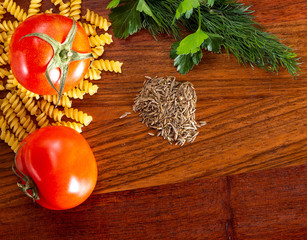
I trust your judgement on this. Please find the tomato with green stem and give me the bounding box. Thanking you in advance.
[13,126,97,210]
[9,13,92,99]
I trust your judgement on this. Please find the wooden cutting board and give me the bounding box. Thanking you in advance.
[0,0,306,239]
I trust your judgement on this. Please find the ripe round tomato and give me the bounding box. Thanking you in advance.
[14,126,97,210]
[9,14,92,95]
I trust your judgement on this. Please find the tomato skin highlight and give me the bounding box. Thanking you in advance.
[15,126,97,210]
[9,14,91,95]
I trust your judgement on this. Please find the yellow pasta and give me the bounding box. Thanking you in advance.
[0,80,4,90]
[3,30,13,53]
[69,0,82,21]
[84,68,101,80]
[92,59,123,73]
[51,121,83,133]
[27,0,42,18]
[82,9,111,31]
[0,20,19,32]
[91,46,104,59]
[20,115,37,133]
[58,1,70,17]
[89,33,113,47]
[79,22,97,36]
[0,117,20,153]
[5,92,27,118]
[0,32,8,43]
[64,107,93,126]
[35,110,49,128]
[42,94,72,108]
[0,5,6,20]
[37,99,64,122]
[3,0,27,22]
[0,99,27,140]
[0,67,10,78]
[78,79,99,95]
[45,8,53,14]
[63,87,85,99]
[17,90,39,115]
[0,53,9,65]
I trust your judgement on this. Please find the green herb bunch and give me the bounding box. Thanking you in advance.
[107,0,300,76]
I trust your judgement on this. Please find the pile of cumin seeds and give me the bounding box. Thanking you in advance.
[133,76,201,146]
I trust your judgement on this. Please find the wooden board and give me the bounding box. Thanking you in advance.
[0,0,306,239]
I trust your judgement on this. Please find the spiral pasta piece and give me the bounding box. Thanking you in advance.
[17,89,39,115]
[63,87,85,99]
[58,1,70,17]
[92,59,123,73]
[78,79,99,95]
[0,53,9,65]
[51,121,83,133]
[82,9,111,31]
[69,0,81,21]
[64,107,92,126]
[0,80,4,90]
[0,32,8,43]
[0,99,27,140]
[0,5,6,20]
[37,99,64,122]
[0,117,20,153]
[27,0,42,18]
[42,94,72,108]
[84,68,101,80]
[5,91,27,118]
[0,68,10,78]
[45,8,53,14]
[3,0,27,22]
[79,22,97,36]
[89,33,113,47]
[3,30,13,53]
[91,46,104,59]
[35,111,49,128]
[0,20,19,32]
[20,115,37,134]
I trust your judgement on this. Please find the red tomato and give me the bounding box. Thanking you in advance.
[14,126,97,210]
[9,14,92,95]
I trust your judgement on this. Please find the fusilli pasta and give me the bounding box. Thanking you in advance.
[89,33,113,47]
[27,0,42,18]
[82,9,111,31]
[69,0,81,21]
[79,22,97,36]
[0,20,19,32]
[91,46,104,59]
[92,59,123,73]
[2,0,27,22]
[43,94,72,108]
[51,121,83,133]
[0,53,9,65]
[63,87,85,99]
[64,107,93,126]
[84,68,101,80]
[35,110,49,128]
[78,79,98,95]
[0,117,20,152]
[37,99,64,122]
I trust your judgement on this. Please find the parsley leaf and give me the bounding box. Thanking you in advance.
[171,41,203,74]
[106,0,121,9]
[175,0,200,19]
[176,28,208,55]
[137,0,161,26]
[201,32,223,52]
[109,1,141,39]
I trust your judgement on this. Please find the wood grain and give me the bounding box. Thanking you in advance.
[0,1,306,237]
[0,164,305,240]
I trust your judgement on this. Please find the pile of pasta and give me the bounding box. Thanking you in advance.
[0,0,123,153]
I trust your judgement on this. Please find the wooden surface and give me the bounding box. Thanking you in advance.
[0,0,306,239]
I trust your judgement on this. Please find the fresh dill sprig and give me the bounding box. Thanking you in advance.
[108,0,301,77]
